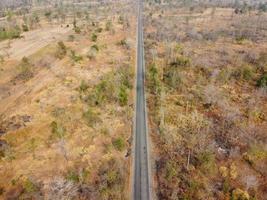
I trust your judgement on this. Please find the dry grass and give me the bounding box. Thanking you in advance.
[145,1,267,199]
[0,1,136,199]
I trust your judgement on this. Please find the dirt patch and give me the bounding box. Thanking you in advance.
[0,26,71,60]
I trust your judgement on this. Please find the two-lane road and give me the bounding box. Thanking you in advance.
[133,0,151,199]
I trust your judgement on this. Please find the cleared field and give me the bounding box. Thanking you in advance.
[0,26,71,60]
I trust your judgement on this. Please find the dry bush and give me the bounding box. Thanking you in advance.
[82,65,132,107]
[96,157,127,200]
[43,177,79,200]
[202,84,223,106]
[145,1,267,199]
[16,57,34,81]
[56,41,67,59]
[83,108,101,127]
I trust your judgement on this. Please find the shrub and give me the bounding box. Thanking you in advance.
[21,56,30,66]
[229,163,238,179]
[97,158,125,199]
[112,137,125,151]
[165,110,210,154]
[188,180,202,195]
[165,161,178,181]
[66,171,79,183]
[163,66,182,89]
[91,33,97,42]
[44,11,52,19]
[247,144,267,161]
[118,38,126,46]
[256,74,267,88]
[52,107,66,118]
[80,168,90,183]
[118,15,124,24]
[96,27,103,33]
[147,63,161,95]
[105,20,112,31]
[233,65,254,81]
[91,44,99,52]
[68,35,75,42]
[0,139,8,158]
[257,52,267,69]
[70,50,83,62]
[231,188,250,200]
[117,66,133,106]
[2,147,15,161]
[242,66,254,80]
[119,66,133,89]
[197,151,216,173]
[56,41,67,59]
[117,38,130,49]
[32,12,40,24]
[87,49,97,60]
[22,24,29,32]
[0,26,21,41]
[27,138,38,157]
[169,56,191,67]
[118,85,128,106]
[86,80,110,106]
[235,35,247,44]
[18,57,34,80]
[107,170,119,184]
[79,80,88,92]
[23,178,37,193]
[100,126,110,135]
[83,108,100,127]
[258,3,267,12]
[179,178,203,199]
[222,178,231,194]
[74,26,81,34]
[217,67,233,83]
[202,84,222,106]
[174,44,183,53]
[50,121,65,139]
[85,67,131,107]
[45,177,78,199]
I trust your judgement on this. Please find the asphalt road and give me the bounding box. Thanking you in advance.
[133,0,151,199]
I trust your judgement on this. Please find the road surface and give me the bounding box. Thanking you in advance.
[133,0,151,199]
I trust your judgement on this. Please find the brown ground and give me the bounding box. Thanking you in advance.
[0,1,136,199]
[145,3,267,200]
[0,26,71,60]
